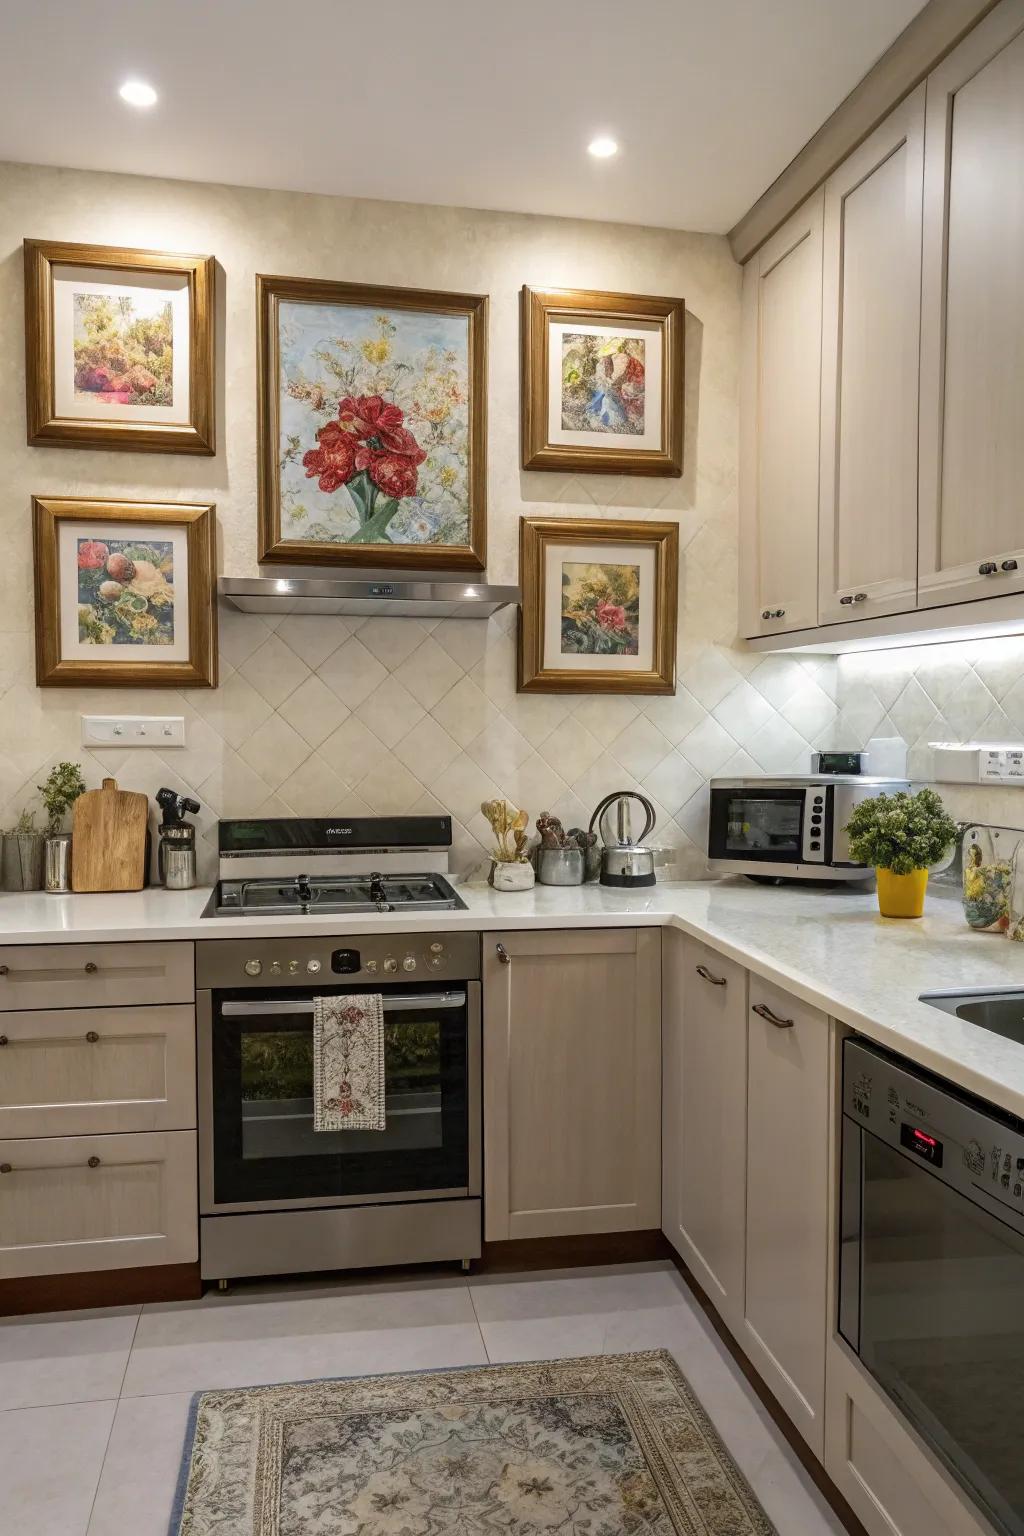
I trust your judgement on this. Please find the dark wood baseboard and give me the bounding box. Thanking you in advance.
[665,1250,868,1536]
[478,1229,673,1273]
[0,1261,202,1317]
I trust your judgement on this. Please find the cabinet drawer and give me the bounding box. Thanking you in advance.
[0,1005,196,1138]
[0,942,194,1011]
[0,1129,197,1278]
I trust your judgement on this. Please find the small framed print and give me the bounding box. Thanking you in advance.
[518,516,678,695]
[24,240,215,454]
[521,286,684,476]
[33,497,217,687]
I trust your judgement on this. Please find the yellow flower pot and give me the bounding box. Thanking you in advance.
[875,867,928,918]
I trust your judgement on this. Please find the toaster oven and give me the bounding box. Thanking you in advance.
[707,775,909,881]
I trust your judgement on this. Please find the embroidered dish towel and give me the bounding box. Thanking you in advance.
[313,994,386,1132]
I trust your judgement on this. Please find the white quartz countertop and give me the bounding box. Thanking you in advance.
[2,880,1024,1118]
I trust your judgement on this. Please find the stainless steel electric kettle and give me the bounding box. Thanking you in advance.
[589,791,658,888]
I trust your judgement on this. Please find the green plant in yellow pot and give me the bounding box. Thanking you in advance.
[844,788,957,919]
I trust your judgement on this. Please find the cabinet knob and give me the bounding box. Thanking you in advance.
[1002,558,1019,572]
[695,964,727,987]
[979,561,998,576]
[839,595,854,606]
[85,1030,100,1043]
[495,942,511,966]
[752,1002,794,1030]
[0,965,8,977]
[0,1036,7,1047]
[0,1163,11,1175]
[773,608,786,619]
[761,609,771,621]
[87,1156,101,1169]
[84,962,98,974]
[853,592,867,603]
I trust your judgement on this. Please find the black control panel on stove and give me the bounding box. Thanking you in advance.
[218,816,453,853]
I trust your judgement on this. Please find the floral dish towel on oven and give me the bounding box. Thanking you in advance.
[313,994,386,1132]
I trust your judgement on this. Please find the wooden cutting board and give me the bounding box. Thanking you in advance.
[71,778,149,892]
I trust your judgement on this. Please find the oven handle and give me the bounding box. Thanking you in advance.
[219,992,466,1017]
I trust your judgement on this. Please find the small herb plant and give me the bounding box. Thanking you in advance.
[844,788,957,875]
[7,807,38,836]
[37,762,86,835]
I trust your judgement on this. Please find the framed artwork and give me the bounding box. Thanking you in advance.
[257,274,488,569]
[521,285,684,476]
[24,240,215,454]
[518,516,678,695]
[33,496,217,687]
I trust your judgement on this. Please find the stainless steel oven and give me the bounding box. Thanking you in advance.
[196,932,481,1282]
[840,1037,1024,1536]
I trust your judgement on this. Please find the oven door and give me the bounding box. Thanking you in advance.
[198,983,480,1214]
[708,784,825,867]
[840,1112,1024,1536]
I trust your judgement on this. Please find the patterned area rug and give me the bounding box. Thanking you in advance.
[171,1350,776,1534]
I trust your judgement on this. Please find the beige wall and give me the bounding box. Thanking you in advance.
[2,158,1017,885]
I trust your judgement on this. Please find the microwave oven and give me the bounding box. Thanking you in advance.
[707,775,909,881]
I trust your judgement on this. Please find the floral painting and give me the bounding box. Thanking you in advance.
[278,302,471,550]
[561,561,641,656]
[561,333,645,436]
[73,291,174,407]
[76,537,175,647]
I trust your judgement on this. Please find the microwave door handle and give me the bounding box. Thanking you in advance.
[220,991,467,1018]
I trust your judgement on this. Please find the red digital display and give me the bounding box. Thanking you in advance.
[900,1122,943,1166]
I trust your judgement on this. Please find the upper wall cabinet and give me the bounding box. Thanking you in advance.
[817,87,924,625]
[739,192,824,639]
[918,0,1024,610]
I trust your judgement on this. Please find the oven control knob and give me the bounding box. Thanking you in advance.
[365,959,379,975]
[383,957,398,974]
[429,942,444,954]
[306,959,322,974]
[402,956,417,972]
[288,960,299,974]
[244,959,262,977]
[429,955,444,970]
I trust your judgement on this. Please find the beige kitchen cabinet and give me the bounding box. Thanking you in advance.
[918,0,1024,610]
[0,1129,198,1278]
[0,940,194,1012]
[818,87,924,625]
[662,931,747,1334]
[0,1004,197,1139]
[739,189,824,639]
[741,976,830,1455]
[483,928,661,1242]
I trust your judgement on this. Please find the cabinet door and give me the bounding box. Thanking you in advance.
[483,928,661,1242]
[662,932,747,1334]
[0,1129,198,1278]
[0,941,194,1011]
[740,191,824,639]
[818,88,924,624]
[919,0,1024,608]
[742,978,829,1456]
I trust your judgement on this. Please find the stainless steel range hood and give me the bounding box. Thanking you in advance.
[219,575,520,619]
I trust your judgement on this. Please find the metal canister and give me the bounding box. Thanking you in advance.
[43,833,72,893]
[159,823,197,890]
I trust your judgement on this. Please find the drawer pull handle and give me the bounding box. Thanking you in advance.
[88,1156,101,1169]
[695,964,727,987]
[752,1002,794,1030]
[0,966,8,977]
[0,1163,11,1174]
[495,942,511,966]
[84,962,98,974]
[979,561,998,576]
[853,592,867,603]
[1002,558,1019,572]
[85,1030,100,1043]
[839,595,854,606]
[0,1035,7,1047]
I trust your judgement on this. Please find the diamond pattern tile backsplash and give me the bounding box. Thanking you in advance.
[2,160,1023,882]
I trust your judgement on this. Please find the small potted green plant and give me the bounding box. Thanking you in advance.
[1,806,44,892]
[38,761,86,893]
[844,787,957,918]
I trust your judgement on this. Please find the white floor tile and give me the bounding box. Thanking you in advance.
[469,1260,686,1322]
[87,1392,193,1536]
[0,1307,139,1410]
[0,1399,115,1536]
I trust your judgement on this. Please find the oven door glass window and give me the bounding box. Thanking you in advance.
[852,1134,1024,1536]
[710,788,806,860]
[209,987,470,1208]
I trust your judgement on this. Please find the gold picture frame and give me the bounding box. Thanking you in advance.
[33,496,218,688]
[521,285,684,476]
[24,240,215,454]
[257,274,488,570]
[518,516,678,694]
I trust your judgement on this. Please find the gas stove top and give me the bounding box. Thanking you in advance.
[203,815,467,918]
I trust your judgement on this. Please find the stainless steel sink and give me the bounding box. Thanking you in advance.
[920,989,1024,1046]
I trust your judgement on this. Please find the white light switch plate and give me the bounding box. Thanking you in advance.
[82,715,186,748]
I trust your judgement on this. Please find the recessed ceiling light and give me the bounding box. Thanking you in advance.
[119,80,158,108]
[587,136,618,159]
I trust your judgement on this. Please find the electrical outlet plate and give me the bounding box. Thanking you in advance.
[81,715,186,748]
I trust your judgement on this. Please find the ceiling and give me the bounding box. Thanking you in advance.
[0,0,928,234]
